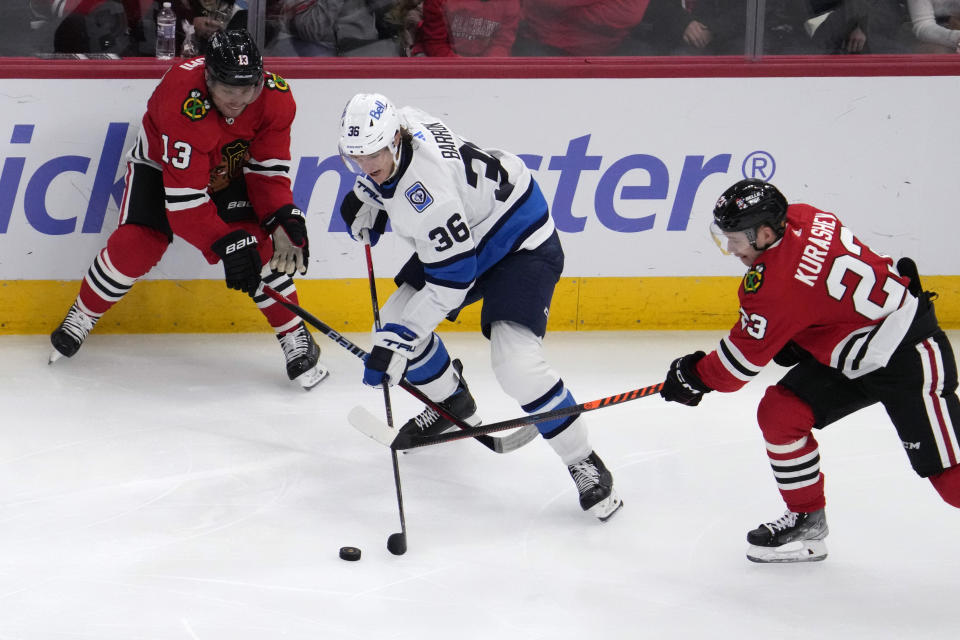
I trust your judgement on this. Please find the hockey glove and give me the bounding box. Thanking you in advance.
[264,205,309,276]
[211,230,262,296]
[363,323,419,387]
[340,187,388,246]
[661,351,711,406]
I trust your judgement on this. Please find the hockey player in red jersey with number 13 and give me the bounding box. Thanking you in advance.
[49,29,328,390]
[660,179,960,563]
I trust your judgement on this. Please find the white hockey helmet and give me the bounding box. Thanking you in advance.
[339,93,401,163]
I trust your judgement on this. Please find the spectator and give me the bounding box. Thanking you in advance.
[802,1,908,54]
[419,0,520,57]
[676,0,819,55]
[30,0,152,56]
[512,0,652,56]
[265,0,400,57]
[383,0,424,56]
[175,0,244,57]
[513,0,697,57]
[906,0,960,52]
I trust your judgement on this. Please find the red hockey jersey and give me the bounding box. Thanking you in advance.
[696,204,919,392]
[130,57,296,263]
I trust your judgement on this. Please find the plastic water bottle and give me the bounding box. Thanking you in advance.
[156,2,176,60]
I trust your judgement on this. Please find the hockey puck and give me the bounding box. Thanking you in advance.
[339,546,361,561]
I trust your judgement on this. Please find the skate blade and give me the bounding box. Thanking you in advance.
[48,348,66,364]
[591,491,623,522]
[297,364,330,391]
[746,539,828,563]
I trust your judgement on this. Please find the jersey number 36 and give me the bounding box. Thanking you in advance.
[428,213,470,252]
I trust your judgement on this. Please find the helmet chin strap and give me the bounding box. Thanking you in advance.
[382,133,405,182]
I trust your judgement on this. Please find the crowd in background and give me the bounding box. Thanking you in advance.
[5,1,960,59]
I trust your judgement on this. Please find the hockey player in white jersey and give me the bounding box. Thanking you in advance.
[338,92,622,521]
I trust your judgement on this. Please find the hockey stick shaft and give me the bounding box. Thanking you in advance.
[391,382,665,450]
[363,240,407,545]
[260,285,532,453]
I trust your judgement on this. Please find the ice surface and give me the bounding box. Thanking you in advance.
[1,330,958,639]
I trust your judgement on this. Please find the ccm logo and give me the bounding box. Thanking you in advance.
[225,236,257,254]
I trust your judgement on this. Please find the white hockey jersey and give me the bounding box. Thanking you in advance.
[364,106,556,340]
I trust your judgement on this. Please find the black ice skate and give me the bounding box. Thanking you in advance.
[398,359,481,442]
[278,322,328,390]
[746,509,828,563]
[568,451,623,521]
[49,304,99,363]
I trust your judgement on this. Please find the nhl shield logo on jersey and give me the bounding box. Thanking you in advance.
[743,263,765,294]
[405,182,434,212]
[182,89,210,121]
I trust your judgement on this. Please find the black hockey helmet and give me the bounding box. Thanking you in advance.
[205,30,263,87]
[712,179,788,234]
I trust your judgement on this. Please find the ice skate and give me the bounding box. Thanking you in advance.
[49,304,99,363]
[398,359,480,443]
[278,322,328,390]
[746,509,828,563]
[568,451,622,521]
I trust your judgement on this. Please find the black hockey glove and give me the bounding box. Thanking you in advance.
[661,351,711,406]
[339,190,389,246]
[263,204,309,276]
[211,230,262,296]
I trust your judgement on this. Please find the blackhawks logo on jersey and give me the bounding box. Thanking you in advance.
[266,74,289,92]
[182,89,210,121]
[743,263,765,294]
[209,139,251,192]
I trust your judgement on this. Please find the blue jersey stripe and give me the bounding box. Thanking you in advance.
[424,251,478,289]
[475,180,550,276]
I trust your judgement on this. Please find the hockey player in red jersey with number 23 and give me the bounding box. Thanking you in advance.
[660,179,960,563]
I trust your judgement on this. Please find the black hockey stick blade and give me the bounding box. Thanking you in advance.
[351,382,665,451]
[260,285,538,454]
[348,406,540,452]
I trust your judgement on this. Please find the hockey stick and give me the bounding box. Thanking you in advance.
[261,285,535,455]
[260,286,538,454]
[349,382,665,451]
[362,239,407,556]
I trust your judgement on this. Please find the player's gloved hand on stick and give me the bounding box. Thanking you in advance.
[363,323,419,387]
[340,185,388,246]
[264,204,309,275]
[661,351,711,406]
[211,230,262,296]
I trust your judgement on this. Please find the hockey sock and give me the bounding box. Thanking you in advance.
[544,418,591,467]
[404,333,459,401]
[255,271,302,335]
[929,465,960,509]
[77,225,168,316]
[758,385,825,512]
